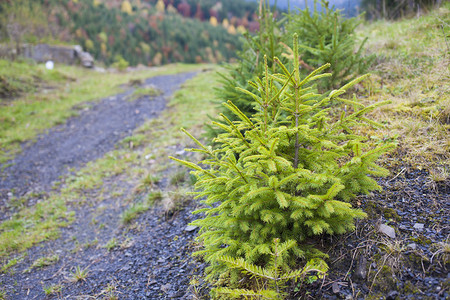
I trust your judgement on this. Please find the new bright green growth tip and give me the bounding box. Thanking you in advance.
[171,34,394,297]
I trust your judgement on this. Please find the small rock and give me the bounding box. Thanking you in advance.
[161,283,171,293]
[386,290,399,300]
[332,282,340,294]
[184,225,198,232]
[379,224,396,239]
[7,192,13,198]
[175,150,186,156]
[354,255,368,280]
[413,223,424,231]
[125,251,132,257]
[406,243,417,250]
[144,154,152,160]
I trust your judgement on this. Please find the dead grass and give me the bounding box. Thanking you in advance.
[356,3,450,171]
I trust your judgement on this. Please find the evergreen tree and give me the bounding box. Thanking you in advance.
[171,35,395,287]
[286,0,374,91]
[206,0,287,142]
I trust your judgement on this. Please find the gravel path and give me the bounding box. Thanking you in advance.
[0,71,206,299]
[0,72,197,220]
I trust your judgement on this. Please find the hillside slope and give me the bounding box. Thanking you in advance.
[0,0,261,66]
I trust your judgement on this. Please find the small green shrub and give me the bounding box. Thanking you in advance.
[171,35,394,289]
[111,55,129,71]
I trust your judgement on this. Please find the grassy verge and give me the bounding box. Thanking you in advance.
[0,67,220,259]
[0,60,208,163]
[357,4,449,172]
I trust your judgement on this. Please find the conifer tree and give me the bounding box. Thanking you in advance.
[206,0,286,141]
[286,0,374,91]
[171,35,395,287]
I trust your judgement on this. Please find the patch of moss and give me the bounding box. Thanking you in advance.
[370,265,399,294]
[363,200,401,222]
[402,280,419,294]
[408,253,426,266]
[411,235,433,245]
[382,207,401,221]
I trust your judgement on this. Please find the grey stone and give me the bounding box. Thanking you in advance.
[407,243,417,250]
[413,223,424,231]
[78,51,94,68]
[354,255,368,280]
[332,282,340,294]
[379,224,396,239]
[161,283,171,293]
[184,225,198,232]
[17,43,94,68]
[387,290,399,300]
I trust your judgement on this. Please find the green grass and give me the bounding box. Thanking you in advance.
[103,238,118,251]
[147,191,163,205]
[43,283,63,296]
[121,201,150,224]
[68,265,89,282]
[25,254,59,272]
[0,59,68,98]
[0,61,208,163]
[0,254,24,273]
[120,134,147,148]
[126,86,162,101]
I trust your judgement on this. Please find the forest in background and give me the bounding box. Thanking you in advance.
[0,0,443,67]
[0,0,263,66]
